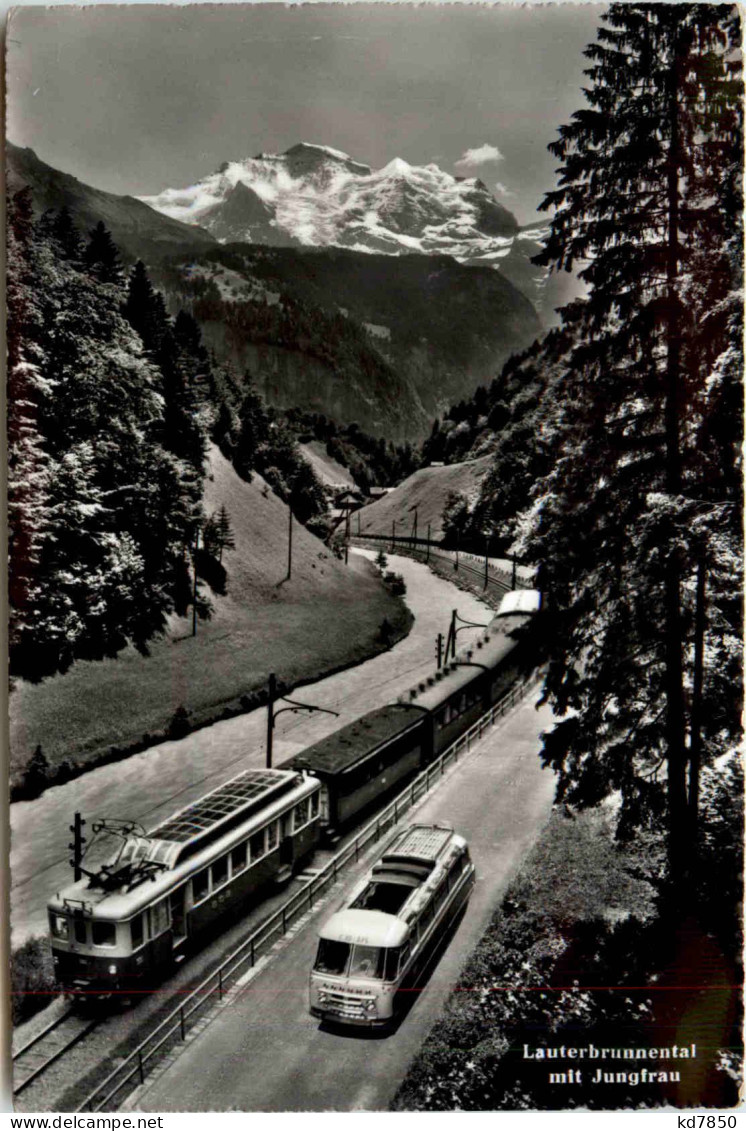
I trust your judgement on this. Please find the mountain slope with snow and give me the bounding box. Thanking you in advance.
[143,143,525,262]
[143,143,579,320]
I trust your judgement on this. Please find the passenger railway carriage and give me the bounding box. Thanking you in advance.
[281,590,542,835]
[48,591,541,996]
[309,824,474,1027]
[48,768,321,992]
[280,704,425,834]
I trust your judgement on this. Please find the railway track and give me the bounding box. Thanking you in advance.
[13,1008,100,1097]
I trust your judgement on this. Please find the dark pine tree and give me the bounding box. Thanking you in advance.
[123,260,170,354]
[524,4,742,894]
[84,220,122,284]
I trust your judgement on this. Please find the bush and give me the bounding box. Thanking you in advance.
[168,705,191,739]
[11,936,59,1026]
[384,571,406,596]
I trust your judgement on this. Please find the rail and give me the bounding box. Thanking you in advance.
[76,674,537,1113]
[351,534,534,590]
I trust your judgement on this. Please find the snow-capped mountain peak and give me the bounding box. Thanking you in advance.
[141,142,522,266]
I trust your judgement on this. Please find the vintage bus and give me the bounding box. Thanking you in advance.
[309,823,474,1027]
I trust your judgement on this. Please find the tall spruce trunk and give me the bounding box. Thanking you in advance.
[664,44,690,895]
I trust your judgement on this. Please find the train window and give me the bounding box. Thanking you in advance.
[250,829,266,861]
[310,791,320,818]
[131,913,144,950]
[231,842,247,874]
[212,855,228,888]
[50,914,69,940]
[294,799,309,830]
[92,921,116,948]
[73,919,87,944]
[436,710,447,731]
[193,868,210,903]
[266,821,278,850]
[150,899,169,937]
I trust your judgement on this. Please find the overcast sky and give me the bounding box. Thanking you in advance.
[7,3,605,225]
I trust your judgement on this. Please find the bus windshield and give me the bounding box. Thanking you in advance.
[314,939,389,979]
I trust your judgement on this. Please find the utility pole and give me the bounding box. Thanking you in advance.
[443,608,457,661]
[266,673,277,768]
[511,555,517,590]
[287,504,293,581]
[192,529,200,637]
[484,537,490,589]
[265,672,339,769]
[412,507,418,548]
[455,531,460,572]
[391,519,396,553]
[69,812,86,881]
[436,632,443,669]
[344,510,350,565]
[426,523,431,563]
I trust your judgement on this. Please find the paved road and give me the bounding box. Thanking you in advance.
[129,693,557,1112]
[11,552,492,944]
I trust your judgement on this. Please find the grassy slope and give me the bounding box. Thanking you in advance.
[298,441,355,489]
[356,456,493,541]
[9,447,410,779]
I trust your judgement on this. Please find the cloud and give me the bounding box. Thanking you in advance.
[494,181,515,197]
[454,143,503,168]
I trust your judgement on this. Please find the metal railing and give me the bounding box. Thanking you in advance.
[351,534,534,591]
[76,674,536,1113]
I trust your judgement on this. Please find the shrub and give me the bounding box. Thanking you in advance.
[11,936,59,1026]
[384,571,406,596]
[168,705,191,740]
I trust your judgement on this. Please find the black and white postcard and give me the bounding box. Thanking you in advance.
[6,2,743,1115]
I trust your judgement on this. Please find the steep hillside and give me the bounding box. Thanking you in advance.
[6,142,216,263]
[158,244,541,436]
[10,446,410,780]
[356,457,494,542]
[298,441,355,489]
[143,142,581,323]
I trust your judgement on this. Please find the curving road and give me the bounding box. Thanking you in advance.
[11,552,492,944]
[127,692,557,1113]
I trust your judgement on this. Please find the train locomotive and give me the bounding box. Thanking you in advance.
[47,590,541,995]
